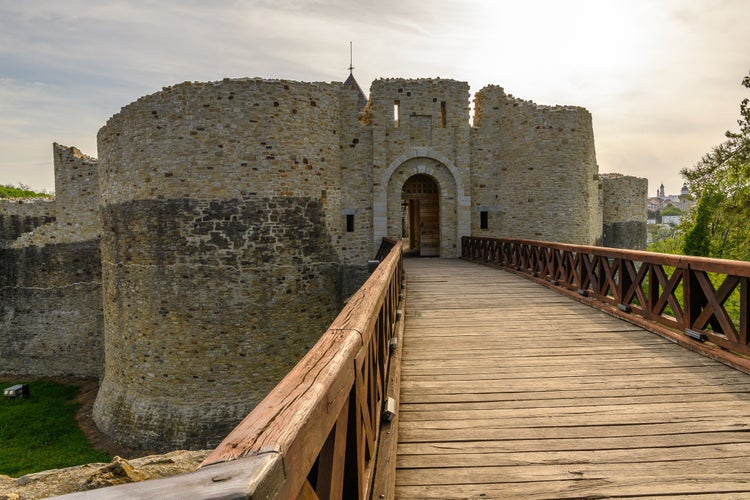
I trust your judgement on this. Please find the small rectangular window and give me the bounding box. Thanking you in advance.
[394,100,400,128]
[480,211,489,230]
[440,101,447,128]
[346,214,355,232]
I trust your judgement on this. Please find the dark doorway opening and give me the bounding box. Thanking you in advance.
[401,174,440,257]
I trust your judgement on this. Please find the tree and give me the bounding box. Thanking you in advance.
[680,71,750,260]
[660,205,682,216]
[0,184,51,199]
[682,188,724,256]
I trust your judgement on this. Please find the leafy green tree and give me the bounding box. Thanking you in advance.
[648,233,684,255]
[680,71,750,260]
[682,188,724,256]
[660,205,682,216]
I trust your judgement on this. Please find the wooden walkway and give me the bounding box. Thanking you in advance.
[396,258,750,498]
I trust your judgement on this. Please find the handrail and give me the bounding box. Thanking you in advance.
[374,237,399,262]
[462,236,750,372]
[198,238,403,498]
[57,239,403,499]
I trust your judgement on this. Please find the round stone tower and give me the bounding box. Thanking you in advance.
[93,78,346,450]
[601,174,648,249]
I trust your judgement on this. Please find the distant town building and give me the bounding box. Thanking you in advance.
[648,182,695,214]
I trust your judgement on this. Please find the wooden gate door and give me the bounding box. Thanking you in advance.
[419,194,439,256]
[402,174,440,257]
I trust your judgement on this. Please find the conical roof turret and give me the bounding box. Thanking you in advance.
[344,71,368,109]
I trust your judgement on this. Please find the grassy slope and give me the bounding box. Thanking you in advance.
[0,185,51,199]
[0,380,110,477]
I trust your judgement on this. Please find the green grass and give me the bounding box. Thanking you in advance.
[0,380,110,477]
[0,184,51,199]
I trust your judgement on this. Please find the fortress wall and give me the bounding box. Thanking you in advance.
[470,86,507,234]
[472,88,601,244]
[52,143,100,231]
[0,144,103,378]
[602,174,648,249]
[0,241,102,376]
[94,78,347,451]
[0,73,648,452]
[10,144,101,248]
[0,199,55,244]
[336,86,373,295]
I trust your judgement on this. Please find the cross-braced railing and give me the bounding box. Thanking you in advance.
[463,236,750,367]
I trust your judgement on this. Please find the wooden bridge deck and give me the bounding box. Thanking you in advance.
[396,258,750,498]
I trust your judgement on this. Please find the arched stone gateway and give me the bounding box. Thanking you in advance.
[383,154,469,258]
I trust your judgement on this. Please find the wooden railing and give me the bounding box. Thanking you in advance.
[61,239,403,499]
[199,238,404,498]
[462,236,750,371]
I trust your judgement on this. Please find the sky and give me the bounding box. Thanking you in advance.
[1,0,748,197]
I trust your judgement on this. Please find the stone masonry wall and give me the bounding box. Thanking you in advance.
[53,143,100,230]
[93,78,354,451]
[336,84,373,296]
[0,199,55,245]
[472,86,601,245]
[602,174,648,249]
[0,144,102,378]
[11,144,100,248]
[0,241,102,376]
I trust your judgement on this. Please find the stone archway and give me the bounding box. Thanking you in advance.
[402,174,440,256]
[384,157,464,257]
[374,148,470,258]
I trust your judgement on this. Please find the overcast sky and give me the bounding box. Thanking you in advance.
[1,0,748,196]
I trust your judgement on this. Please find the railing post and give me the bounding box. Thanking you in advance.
[741,277,749,346]
[617,258,631,307]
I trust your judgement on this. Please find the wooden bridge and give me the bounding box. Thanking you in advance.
[63,238,750,499]
[395,258,750,498]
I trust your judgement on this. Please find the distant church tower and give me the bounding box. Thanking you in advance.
[658,183,665,198]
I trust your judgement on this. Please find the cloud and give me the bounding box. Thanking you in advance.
[0,0,748,194]
[0,77,102,189]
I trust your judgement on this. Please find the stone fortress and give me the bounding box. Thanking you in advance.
[0,73,646,451]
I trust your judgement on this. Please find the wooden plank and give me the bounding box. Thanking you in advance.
[398,374,750,394]
[397,416,750,443]
[399,391,750,410]
[397,431,750,454]
[396,442,750,468]
[395,258,750,499]
[397,399,750,422]
[395,456,750,485]
[395,479,750,499]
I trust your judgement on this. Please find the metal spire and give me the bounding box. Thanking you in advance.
[348,41,354,75]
